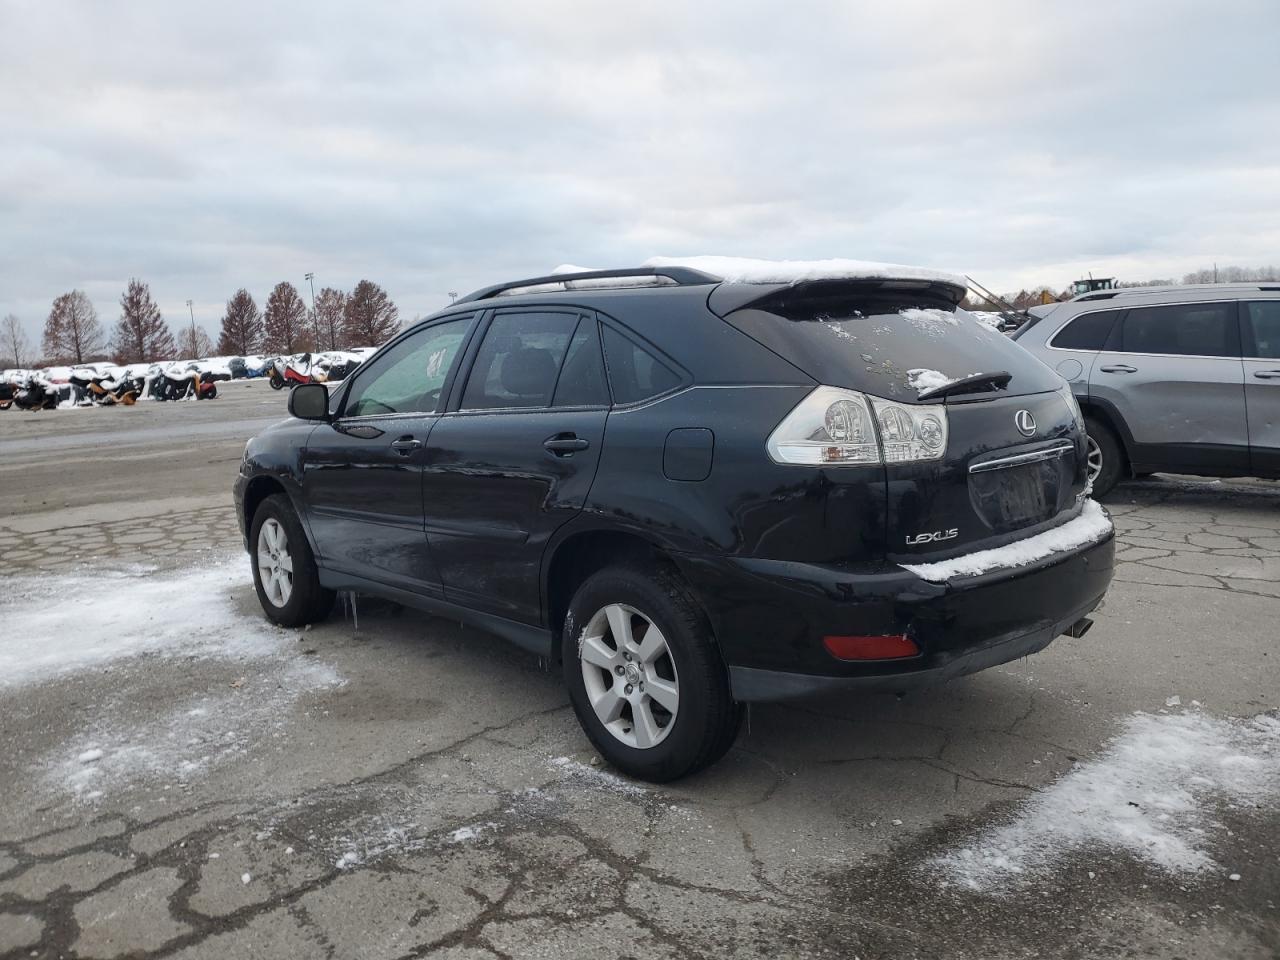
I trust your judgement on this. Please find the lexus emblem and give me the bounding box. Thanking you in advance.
[1015,410,1037,437]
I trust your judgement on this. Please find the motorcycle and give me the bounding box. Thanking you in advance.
[154,364,219,400]
[268,354,315,390]
[86,376,144,405]
[1,377,60,410]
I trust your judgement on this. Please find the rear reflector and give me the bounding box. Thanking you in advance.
[823,634,920,661]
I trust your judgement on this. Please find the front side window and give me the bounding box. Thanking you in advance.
[343,317,470,417]
[1117,303,1238,358]
[601,326,681,404]
[1050,310,1118,350]
[460,312,578,410]
[1244,302,1280,359]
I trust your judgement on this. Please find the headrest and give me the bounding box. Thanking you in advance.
[500,346,556,398]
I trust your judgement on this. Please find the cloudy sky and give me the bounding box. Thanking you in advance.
[2,0,1278,347]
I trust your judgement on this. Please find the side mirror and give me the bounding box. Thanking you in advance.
[288,382,330,421]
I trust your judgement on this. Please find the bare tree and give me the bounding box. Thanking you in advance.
[43,290,105,364]
[216,289,265,356]
[263,282,312,354]
[342,280,400,348]
[312,287,346,352]
[176,324,214,359]
[1183,264,1280,284]
[111,279,177,363]
[2,314,31,368]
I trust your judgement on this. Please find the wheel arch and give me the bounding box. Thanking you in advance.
[1078,396,1135,465]
[544,526,707,662]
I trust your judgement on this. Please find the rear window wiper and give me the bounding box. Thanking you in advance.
[917,370,1012,402]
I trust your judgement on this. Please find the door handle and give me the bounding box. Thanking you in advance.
[390,436,422,455]
[1253,370,1280,380]
[1099,364,1138,374]
[544,433,590,455]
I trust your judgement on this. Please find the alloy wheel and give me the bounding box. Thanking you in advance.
[257,518,294,608]
[1086,434,1103,486]
[578,603,680,749]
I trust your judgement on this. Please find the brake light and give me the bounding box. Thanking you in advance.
[822,634,920,661]
[766,386,948,465]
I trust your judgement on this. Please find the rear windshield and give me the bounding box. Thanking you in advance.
[724,286,1063,401]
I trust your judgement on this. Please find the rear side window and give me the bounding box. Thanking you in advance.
[1243,301,1280,359]
[552,318,609,407]
[1049,310,1118,350]
[601,326,681,404]
[1116,303,1238,357]
[461,312,578,410]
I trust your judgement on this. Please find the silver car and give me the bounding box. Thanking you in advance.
[1012,284,1280,495]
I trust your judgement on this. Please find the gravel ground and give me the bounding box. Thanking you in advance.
[0,384,1277,959]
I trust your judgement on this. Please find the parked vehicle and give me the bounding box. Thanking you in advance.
[154,363,219,400]
[1,376,60,410]
[268,355,313,390]
[235,259,1115,781]
[1012,284,1280,495]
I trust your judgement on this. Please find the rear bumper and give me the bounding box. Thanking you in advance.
[675,526,1115,702]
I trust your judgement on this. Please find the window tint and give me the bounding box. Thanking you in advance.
[343,318,469,417]
[1118,303,1238,357]
[552,318,609,407]
[1050,310,1118,350]
[601,326,681,404]
[461,312,578,410]
[1244,302,1280,359]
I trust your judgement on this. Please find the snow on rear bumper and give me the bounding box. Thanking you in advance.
[900,499,1113,583]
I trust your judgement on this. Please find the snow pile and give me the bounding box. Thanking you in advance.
[643,256,966,289]
[906,368,964,396]
[901,500,1112,582]
[935,710,1280,890]
[0,558,287,688]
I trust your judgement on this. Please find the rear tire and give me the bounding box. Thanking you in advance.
[562,562,742,782]
[249,493,334,627]
[1085,417,1125,498]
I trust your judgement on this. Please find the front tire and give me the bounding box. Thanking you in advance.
[249,493,335,627]
[562,562,741,782]
[1085,417,1125,498]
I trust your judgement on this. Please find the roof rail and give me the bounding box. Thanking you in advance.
[456,266,722,304]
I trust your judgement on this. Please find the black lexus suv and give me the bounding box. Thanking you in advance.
[234,261,1115,781]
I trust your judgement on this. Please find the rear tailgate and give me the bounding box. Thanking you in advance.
[885,389,1087,563]
[717,280,1089,562]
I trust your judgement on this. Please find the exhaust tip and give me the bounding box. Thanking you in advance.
[1064,616,1094,639]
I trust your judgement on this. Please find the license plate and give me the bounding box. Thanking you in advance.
[993,466,1050,525]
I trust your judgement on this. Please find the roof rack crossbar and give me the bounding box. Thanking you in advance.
[456,266,722,304]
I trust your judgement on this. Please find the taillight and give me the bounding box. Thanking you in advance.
[766,386,948,466]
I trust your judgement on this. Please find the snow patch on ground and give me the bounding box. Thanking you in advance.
[901,500,1113,582]
[935,710,1280,891]
[0,557,286,688]
[50,659,343,799]
[4,554,346,800]
[447,822,498,844]
[547,756,648,796]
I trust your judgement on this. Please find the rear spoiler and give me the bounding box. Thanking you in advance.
[708,277,968,317]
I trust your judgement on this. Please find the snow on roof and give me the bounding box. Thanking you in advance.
[643,255,968,289]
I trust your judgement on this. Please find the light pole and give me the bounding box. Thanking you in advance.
[448,291,458,304]
[304,272,319,348]
[185,300,196,356]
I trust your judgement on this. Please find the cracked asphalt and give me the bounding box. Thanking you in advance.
[1,381,1277,959]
